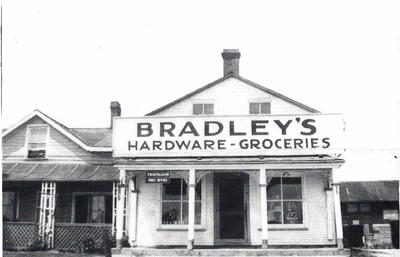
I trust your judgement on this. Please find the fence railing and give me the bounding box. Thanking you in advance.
[3,222,38,250]
[3,222,113,251]
[54,223,112,251]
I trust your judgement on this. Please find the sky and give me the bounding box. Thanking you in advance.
[2,1,400,180]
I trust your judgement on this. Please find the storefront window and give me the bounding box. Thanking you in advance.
[74,194,112,224]
[3,192,17,222]
[267,177,303,224]
[162,178,201,225]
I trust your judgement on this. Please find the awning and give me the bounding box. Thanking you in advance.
[2,162,119,182]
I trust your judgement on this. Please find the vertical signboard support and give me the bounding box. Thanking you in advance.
[187,169,195,250]
[128,176,138,246]
[116,169,126,249]
[333,183,344,249]
[259,168,269,248]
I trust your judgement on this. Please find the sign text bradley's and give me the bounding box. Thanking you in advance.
[113,115,344,157]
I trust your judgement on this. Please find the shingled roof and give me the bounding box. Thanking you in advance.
[2,162,118,181]
[2,110,112,150]
[340,181,399,202]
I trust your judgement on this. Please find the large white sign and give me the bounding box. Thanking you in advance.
[113,114,344,157]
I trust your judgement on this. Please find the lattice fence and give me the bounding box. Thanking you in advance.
[3,223,38,250]
[54,224,112,251]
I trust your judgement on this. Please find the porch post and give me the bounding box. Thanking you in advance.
[259,168,268,248]
[116,169,126,248]
[38,182,56,248]
[333,183,344,249]
[325,172,334,241]
[187,169,195,250]
[128,176,138,246]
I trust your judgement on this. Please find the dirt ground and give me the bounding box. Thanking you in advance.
[2,251,104,257]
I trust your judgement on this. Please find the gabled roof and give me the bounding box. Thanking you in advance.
[2,110,112,152]
[340,181,399,202]
[146,73,319,116]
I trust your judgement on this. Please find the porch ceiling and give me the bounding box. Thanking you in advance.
[2,162,119,182]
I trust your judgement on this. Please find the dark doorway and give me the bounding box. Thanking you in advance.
[343,225,364,248]
[214,173,249,244]
[390,221,399,249]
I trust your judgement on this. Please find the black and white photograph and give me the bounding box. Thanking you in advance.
[1,1,399,257]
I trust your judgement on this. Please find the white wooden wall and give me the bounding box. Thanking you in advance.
[155,77,312,116]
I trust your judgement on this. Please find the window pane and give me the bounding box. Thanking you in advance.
[29,127,47,142]
[162,202,181,224]
[283,201,303,224]
[163,178,182,200]
[193,104,203,115]
[204,104,214,115]
[182,202,202,225]
[282,177,302,200]
[347,203,358,213]
[2,192,16,222]
[28,143,46,150]
[267,201,282,224]
[260,102,271,114]
[249,103,259,114]
[359,203,370,212]
[181,181,200,200]
[28,150,46,159]
[91,196,105,224]
[195,183,202,200]
[267,178,281,200]
[75,195,89,223]
[3,192,15,205]
[195,202,201,224]
[105,195,113,224]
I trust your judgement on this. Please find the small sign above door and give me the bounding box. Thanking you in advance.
[146,177,170,183]
[146,171,170,183]
[146,171,170,177]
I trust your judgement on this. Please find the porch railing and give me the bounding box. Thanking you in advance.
[3,222,38,250]
[54,223,112,251]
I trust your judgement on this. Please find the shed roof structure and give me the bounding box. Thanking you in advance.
[340,181,399,202]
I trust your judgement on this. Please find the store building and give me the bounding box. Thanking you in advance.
[2,49,346,252]
[112,49,345,251]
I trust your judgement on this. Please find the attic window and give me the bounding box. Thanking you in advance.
[193,103,214,115]
[27,125,49,159]
[249,102,271,114]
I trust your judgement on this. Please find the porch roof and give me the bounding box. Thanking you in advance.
[114,155,344,166]
[2,162,119,182]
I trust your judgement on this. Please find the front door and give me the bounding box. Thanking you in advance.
[214,173,249,244]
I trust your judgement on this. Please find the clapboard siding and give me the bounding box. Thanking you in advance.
[135,173,214,246]
[154,77,311,116]
[2,116,107,161]
[135,171,335,246]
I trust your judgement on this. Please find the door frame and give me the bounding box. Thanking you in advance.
[214,172,250,245]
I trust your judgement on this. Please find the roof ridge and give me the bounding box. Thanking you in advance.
[146,73,319,116]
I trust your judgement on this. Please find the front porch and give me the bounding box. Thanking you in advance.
[112,247,350,257]
[114,155,346,250]
[2,162,119,251]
